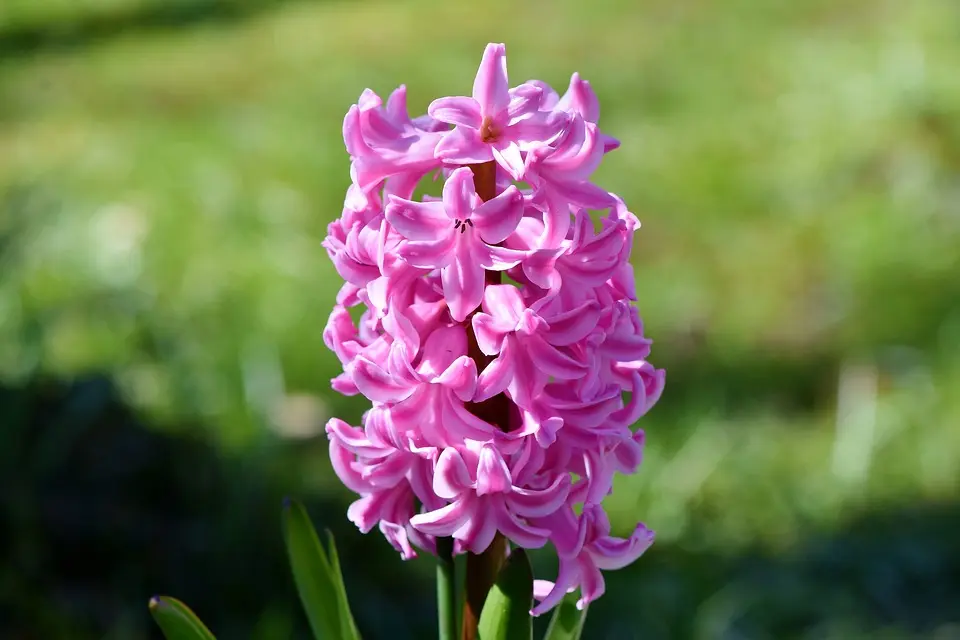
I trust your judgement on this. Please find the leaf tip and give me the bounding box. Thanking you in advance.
[148,595,164,610]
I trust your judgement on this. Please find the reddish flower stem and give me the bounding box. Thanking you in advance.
[459,159,509,640]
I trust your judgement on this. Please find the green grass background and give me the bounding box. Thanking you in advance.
[1,0,959,638]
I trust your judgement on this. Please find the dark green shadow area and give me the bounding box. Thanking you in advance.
[2,374,957,639]
[0,0,315,60]
[0,374,433,640]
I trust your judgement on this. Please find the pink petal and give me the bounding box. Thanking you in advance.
[548,385,620,430]
[457,505,500,554]
[543,301,601,346]
[406,524,437,556]
[508,474,570,518]
[410,499,471,536]
[526,336,588,379]
[472,312,508,356]
[410,454,445,512]
[364,403,405,450]
[509,216,548,251]
[530,561,579,616]
[609,371,649,427]
[590,523,655,571]
[551,176,615,210]
[541,509,588,558]
[352,356,415,404]
[433,355,478,401]
[497,507,550,548]
[362,453,411,487]
[582,451,615,505]
[506,83,544,124]
[382,305,421,364]
[557,72,600,122]
[398,235,455,270]
[441,250,485,322]
[335,281,363,306]
[511,110,570,147]
[384,168,423,201]
[323,306,360,363]
[601,132,621,153]
[505,343,542,408]
[327,436,369,494]
[385,196,448,241]
[491,140,525,180]
[482,284,526,324]
[387,386,434,439]
[520,249,562,290]
[326,417,384,457]
[428,96,483,128]
[380,521,417,560]
[347,493,386,533]
[472,43,510,116]
[417,325,468,378]
[435,125,492,164]
[385,84,408,121]
[441,167,478,222]
[331,373,360,396]
[583,504,613,539]
[474,242,526,271]
[613,429,645,474]
[533,415,564,447]
[601,329,653,359]
[471,185,523,244]
[475,444,512,495]
[576,557,606,610]
[342,105,368,157]
[474,345,515,403]
[508,407,554,443]
[441,395,498,441]
[533,580,556,602]
[433,447,473,499]
[538,191,573,250]
[331,250,381,288]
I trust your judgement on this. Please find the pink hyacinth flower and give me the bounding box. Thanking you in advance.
[385,167,525,321]
[410,444,570,553]
[533,72,621,153]
[531,505,655,615]
[472,285,598,406]
[429,43,567,180]
[323,42,666,617]
[351,324,499,448]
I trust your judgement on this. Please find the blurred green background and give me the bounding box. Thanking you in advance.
[2,0,959,638]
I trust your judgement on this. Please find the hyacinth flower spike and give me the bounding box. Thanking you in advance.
[322,41,665,639]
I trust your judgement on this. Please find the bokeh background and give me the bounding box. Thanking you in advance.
[2,0,959,638]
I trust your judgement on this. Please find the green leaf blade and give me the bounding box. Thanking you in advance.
[477,548,533,640]
[281,498,360,640]
[543,592,588,640]
[148,596,217,640]
[324,528,362,640]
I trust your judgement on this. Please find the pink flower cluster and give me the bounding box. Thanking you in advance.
[323,43,664,614]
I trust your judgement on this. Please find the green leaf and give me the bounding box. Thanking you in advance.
[281,497,360,640]
[324,528,362,639]
[148,595,217,640]
[478,548,533,640]
[543,592,588,640]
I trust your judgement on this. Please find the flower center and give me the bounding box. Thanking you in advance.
[453,219,475,234]
[480,116,500,143]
